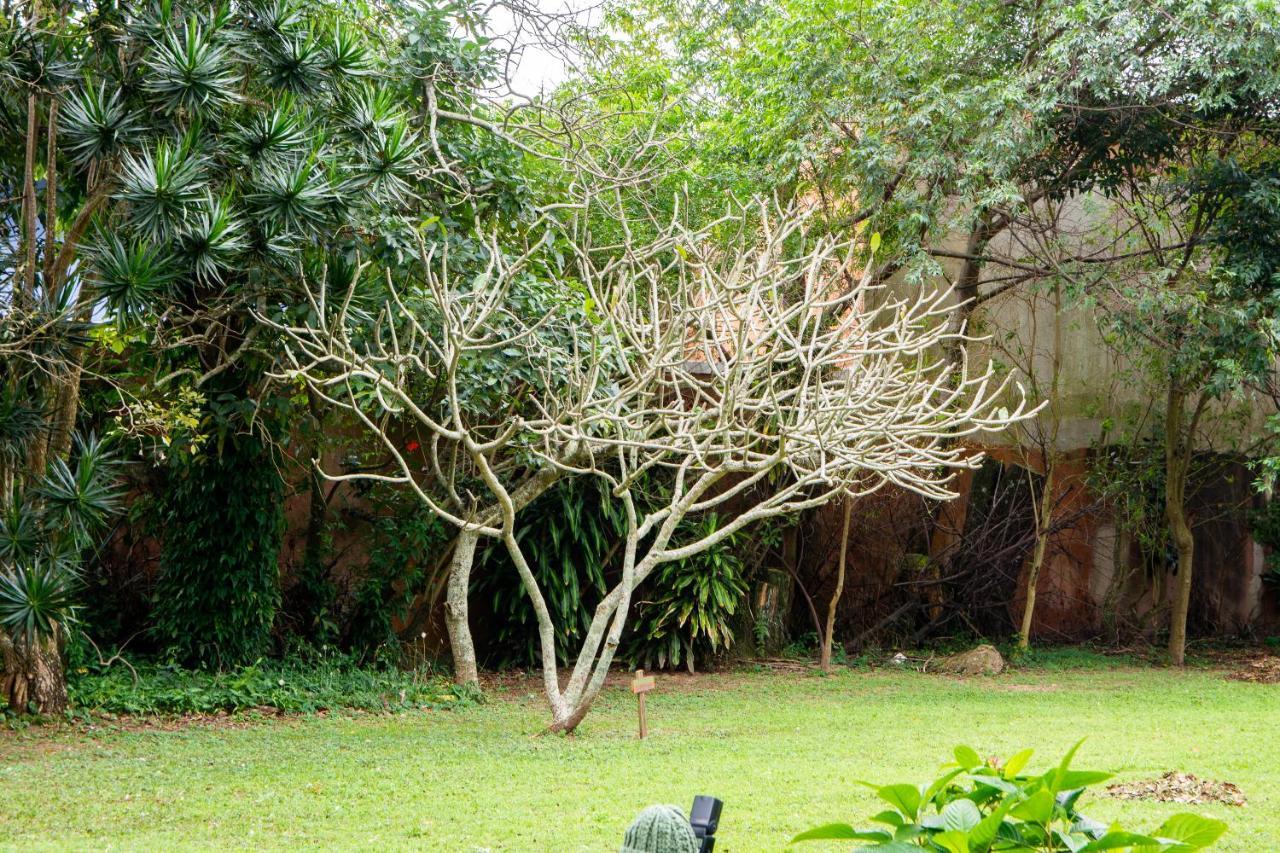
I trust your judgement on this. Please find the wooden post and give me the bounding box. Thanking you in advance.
[631,668,655,739]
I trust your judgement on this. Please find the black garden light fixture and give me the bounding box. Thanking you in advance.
[689,796,723,852]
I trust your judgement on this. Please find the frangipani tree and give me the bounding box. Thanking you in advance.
[273,193,1034,731]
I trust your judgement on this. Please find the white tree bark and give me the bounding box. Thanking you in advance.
[444,529,481,687]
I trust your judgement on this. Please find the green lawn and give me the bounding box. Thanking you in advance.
[1,663,1275,851]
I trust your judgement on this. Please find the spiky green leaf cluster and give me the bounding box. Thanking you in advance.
[0,434,123,648]
[49,0,505,324]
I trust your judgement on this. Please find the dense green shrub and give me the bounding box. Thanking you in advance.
[476,477,623,666]
[67,653,474,715]
[794,741,1226,851]
[627,514,748,672]
[152,433,284,668]
[477,480,757,672]
[346,497,450,657]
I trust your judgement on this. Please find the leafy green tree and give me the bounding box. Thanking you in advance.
[588,0,1280,662]
[1,0,518,672]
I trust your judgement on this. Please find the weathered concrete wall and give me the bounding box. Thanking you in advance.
[840,191,1280,642]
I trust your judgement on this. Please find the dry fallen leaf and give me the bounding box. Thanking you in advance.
[1106,772,1246,807]
[1228,656,1280,684]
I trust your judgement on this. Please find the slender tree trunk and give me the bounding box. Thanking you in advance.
[44,358,83,463]
[1165,384,1196,666]
[19,91,38,308]
[1018,460,1056,650]
[444,528,481,688]
[1,630,67,715]
[821,500,853,672]
[42,98,58,288]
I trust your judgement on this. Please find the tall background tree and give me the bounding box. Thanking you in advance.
[577,0,1280,661]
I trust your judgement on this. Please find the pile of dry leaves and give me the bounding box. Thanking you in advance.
[1106,772,1246,807]
[1227,655,1280,684]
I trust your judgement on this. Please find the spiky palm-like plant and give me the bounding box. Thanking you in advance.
[0,434,121,714]
[2,1,500,673]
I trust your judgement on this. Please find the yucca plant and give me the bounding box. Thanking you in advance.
[2,1,481,666]
[3,0,523,689]
[0,434,122,715]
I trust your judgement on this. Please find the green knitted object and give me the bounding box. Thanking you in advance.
[621,805,698,853]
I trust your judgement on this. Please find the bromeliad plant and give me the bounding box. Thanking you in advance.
[0,433,122,714]
[793,741,1227,852]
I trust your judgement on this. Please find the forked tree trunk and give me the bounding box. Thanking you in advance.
[1,631,67,715]
[444,529,481,688]
[820,500,853,672]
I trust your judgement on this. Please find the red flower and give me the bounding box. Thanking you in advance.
[405,440,420,452]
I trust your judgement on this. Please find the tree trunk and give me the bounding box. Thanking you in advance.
[444,528,481,688]
[1165,385,1195,666]
[1,631,67,715]
[820,500,853,672]
[19,91,38,308]
[1166,493,1195,665]
[45,359,83,465]
[1018,460,1056,650]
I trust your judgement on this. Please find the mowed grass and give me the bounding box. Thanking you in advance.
[1,661,1276,851]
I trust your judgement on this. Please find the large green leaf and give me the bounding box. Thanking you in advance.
[1056,770,1114,790]
[924,768,967,808]
[942,799,983,832]
[1078,831,1161,851]
[1048,739,1087,793]
[933,829,971,853]
[789,823,866,841]
[1010,789,1055,824]
[955,745,983,770]
[969,798,1016,851]
[1003,749,1035,779]
[878,783,923,820]
[1151,813,1228,849]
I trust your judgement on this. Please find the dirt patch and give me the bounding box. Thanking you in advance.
[997,682,1062,693]
[1227,655,1280,684]
[1107,772,1247,807]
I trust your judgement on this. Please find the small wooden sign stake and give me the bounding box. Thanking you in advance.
[631,668,656,738]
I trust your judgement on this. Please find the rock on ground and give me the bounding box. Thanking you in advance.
[936,644,1005,676]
